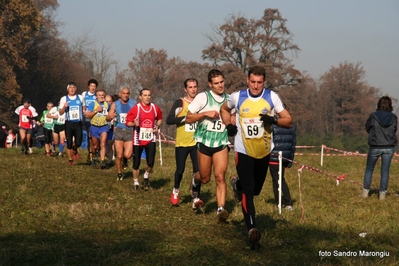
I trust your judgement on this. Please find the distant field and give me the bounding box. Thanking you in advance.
[1,145,398,265]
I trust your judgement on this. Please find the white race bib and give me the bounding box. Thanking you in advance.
[45,117,53,124]
[119,113,127,123]
[99,106,108,116]
[241,117,264,139]
[57,115,65,124]
[69,106,81,120]
[185,122,198,132]
[22,115,29,122]
[206,118,225,132]
[139,127,153,141]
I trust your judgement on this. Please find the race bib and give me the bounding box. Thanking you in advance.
[139,127,153,141]
[185,122,198,132]
[69,106,81,120]
[45,117,53,124]
[119,113,127,123]
[241,117,264,138]
[99,106,108,116]
[57,116,65,124]
[22,115,29,122]
[206,118,225,132]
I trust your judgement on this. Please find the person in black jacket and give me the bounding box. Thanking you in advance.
[269,121,295,210]
[0,126,6,148]
[362,96,397,200]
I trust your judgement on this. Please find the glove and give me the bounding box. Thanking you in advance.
[259,114,277,126]
[226,124,238,137]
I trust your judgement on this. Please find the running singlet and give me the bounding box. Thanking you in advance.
[236,89,274,158]
[193,91,229,148]
[89,101,109,126]
[115,99,136,129]
[131,103,160,146]
[65,95,83,122]
[40,110,54,130]
[49,107,66,125]
[82,91,96,122]
[175,98,197,147]
[18,108,34,129]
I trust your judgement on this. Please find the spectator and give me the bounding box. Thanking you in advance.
[362,96,397,200]
[6,129,16,148]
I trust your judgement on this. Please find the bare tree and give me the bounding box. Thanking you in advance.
[125,49,210,137]
[202,8,301,91]
[68,30,118,92]
[317,62,380,138]
[279,73,318,136]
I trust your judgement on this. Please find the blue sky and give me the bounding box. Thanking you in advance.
[56,0,399,101]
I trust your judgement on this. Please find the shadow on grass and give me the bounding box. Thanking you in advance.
[1,225,396,265]
[149,177,170,190]
[0,229,163,265]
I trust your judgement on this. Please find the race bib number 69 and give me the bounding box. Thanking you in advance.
[241,118,264,138]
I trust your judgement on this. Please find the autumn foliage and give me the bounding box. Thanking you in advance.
[0,4,395,151]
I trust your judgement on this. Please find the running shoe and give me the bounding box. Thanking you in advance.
[170,189,179,206]
[122,158,128,170]
[362,188,369,198]
[230,175,242,203]
[379,191,387,200]
[73,150,79,160]
[144,178,150,191]
[248,228,261,250]
[284,205,294,211]
[68,160,74,166]
[117,173,123,181]
[217,208,229,223]
[192,198,204,210]
[134,180,140,191]
[28,147,33,154]
[100,161,107,169]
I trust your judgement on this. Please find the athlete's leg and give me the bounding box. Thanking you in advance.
[196,150,212,184]
[19,128,27,151]
[114,140,124,174]
[99,131,107,161]
[212,147,229,208]
[174,147,190,189]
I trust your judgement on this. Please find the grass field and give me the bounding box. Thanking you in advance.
[1,145,398,265]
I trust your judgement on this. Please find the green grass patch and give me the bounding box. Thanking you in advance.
[0,146,398,265]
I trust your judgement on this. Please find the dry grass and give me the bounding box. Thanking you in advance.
[0,145,398,265]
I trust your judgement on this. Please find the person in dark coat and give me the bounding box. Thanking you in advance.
[269,122,296,210]
[362,96,397,200]
[0,126,7,148]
